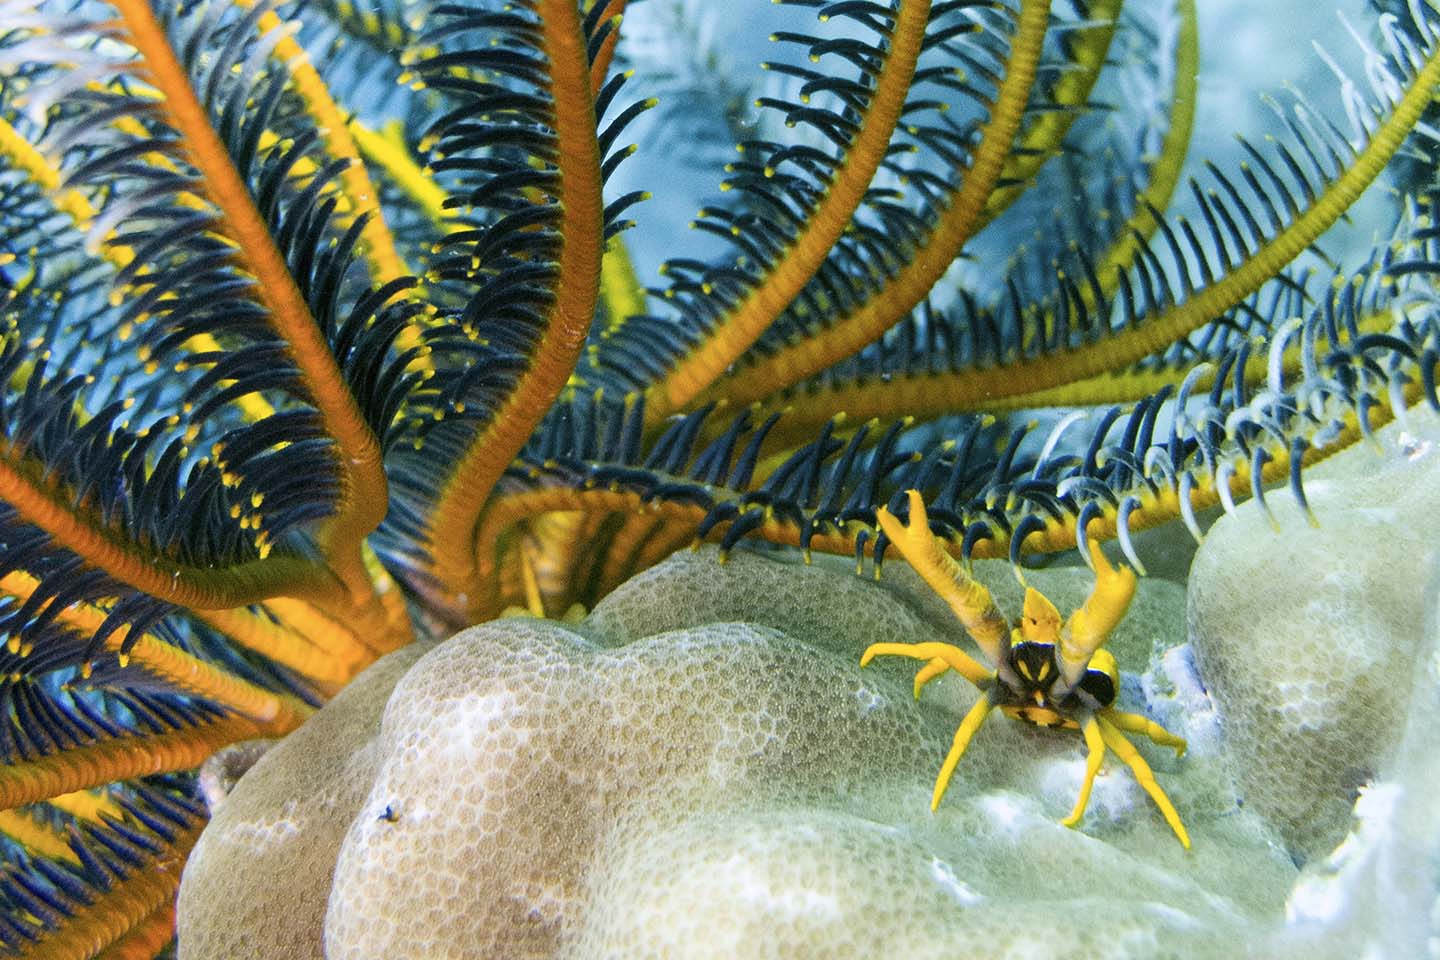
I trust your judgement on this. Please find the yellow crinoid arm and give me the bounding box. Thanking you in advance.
[1056,533,1137,690]
[860,641,992,688]
[876,490,1010,668]
[1096,714,1190,849]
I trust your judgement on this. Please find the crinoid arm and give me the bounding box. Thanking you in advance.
[1056,532,1137,692]
[1097,714,1191,849]
[874,490,1011,672]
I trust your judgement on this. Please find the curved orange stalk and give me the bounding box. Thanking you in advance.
[91,902,176,960]
[113,0,389,607]
[12,821,200,960]
[589,0,629,94]
[2,110,405,644]
[424,0,605,608]
[688,0,1053,413]
[0,714,293,812]
[0,452,350,612]
[645,0,932,420]
[0,571,311,724]
[833,23,1440,413]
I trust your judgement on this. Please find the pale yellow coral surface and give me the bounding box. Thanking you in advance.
[178,413,1440,959]
[1188,409,1440,858]
[181,546,1301,959]
[177,640,435,959]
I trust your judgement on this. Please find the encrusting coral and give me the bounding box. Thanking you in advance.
[182,547,1298,960]
[1188,407,1440,861]
[181,406,1440,957]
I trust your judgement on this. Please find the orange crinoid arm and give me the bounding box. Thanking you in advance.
[420,0,606,612]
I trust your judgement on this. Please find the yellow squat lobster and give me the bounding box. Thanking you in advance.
[862,490,1191,849]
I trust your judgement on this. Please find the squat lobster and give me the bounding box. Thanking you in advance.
[862,490,1191,849]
